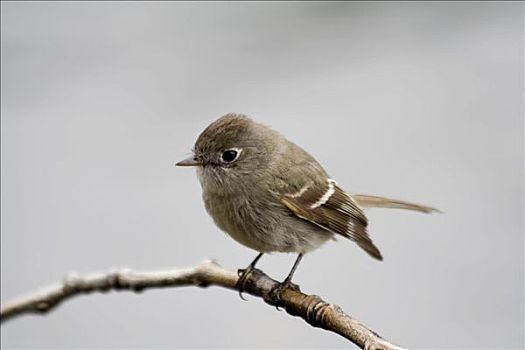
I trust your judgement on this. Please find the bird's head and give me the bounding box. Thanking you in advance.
[176,113,277,187]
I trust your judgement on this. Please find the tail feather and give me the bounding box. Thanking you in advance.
[351,194,440,214]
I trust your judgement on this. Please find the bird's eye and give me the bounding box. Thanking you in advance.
[221,148,241,163]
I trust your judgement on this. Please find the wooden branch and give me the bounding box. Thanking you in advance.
[0,260,402,350]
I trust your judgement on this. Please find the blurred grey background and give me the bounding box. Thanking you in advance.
[1,1,523,349]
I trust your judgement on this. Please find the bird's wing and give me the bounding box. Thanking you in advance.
[276,169,383,260]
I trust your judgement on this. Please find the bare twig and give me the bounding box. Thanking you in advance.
[1,260,402,350]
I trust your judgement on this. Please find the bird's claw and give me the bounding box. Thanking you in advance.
[269,279,300,303]
[235,267,254,300]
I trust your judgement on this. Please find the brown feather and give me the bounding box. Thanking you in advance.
[351,194,440,214]
[281,182,383,260]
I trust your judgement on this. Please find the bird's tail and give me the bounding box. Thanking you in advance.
[351,194,440,214]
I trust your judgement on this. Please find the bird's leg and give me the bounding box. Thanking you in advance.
[236,252,264,300]
[269,253,303,301]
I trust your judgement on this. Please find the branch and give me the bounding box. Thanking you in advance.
[1,260,402,350]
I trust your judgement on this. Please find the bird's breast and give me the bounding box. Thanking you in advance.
[201,187,332,254]
[202,189,275,251]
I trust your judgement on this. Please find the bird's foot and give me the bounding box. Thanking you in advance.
[235,267,256,300]
[268,279,301,304]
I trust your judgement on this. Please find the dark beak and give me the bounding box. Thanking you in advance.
[175,155,202,167]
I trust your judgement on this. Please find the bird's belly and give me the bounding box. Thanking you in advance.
[203,192,333,253]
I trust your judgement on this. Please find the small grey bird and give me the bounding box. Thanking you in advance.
[177,113,437,295]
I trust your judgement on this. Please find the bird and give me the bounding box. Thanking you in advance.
[177,113,437,296]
